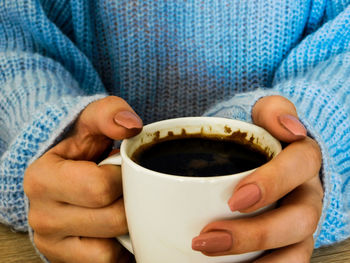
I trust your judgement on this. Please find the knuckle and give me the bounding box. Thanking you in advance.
[254,166,279,205]
[23,163,42,198]
[86,174,113,207]
[242,222,269,251]
[298,204,320,236]
[23,167,34,196]
[254,227,269,250]
[107,211,122,231]
[28,210,60,235]
[92,240,117,262]
[304,138,322,171]
[27,210,38,230]
[107,202,127,235]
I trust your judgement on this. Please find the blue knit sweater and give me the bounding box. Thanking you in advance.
[0,0,349,254]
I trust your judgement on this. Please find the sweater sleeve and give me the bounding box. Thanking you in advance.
[205,2,350,248]
[0,0,107,232]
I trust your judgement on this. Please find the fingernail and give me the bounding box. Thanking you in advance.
[278,114,307,138]
[192,231,232,253]
[228,183,261,211]
[114,111,143,129]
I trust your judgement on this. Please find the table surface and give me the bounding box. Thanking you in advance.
[1,223,350,263]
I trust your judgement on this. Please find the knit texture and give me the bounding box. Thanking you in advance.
[0,0,350,257]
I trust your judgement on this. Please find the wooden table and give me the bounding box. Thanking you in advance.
[1,223,350,263]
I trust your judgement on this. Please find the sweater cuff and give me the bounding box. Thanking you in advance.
[203,88,282,122]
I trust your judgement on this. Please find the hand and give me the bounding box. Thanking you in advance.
[192,95,323,262]
[23,96,143,263]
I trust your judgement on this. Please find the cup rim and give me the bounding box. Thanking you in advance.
[119,116,281,181]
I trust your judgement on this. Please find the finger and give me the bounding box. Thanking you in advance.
[25,155,122,208]
[254,237,314,263]
[252,95,307,142]
[192,178,323,255]
[34,234,125,263]
[228,137,322,212]
[29,198,128,238]
[53,96,143,160]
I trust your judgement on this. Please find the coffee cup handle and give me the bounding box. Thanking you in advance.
[98,153,122,166]
[98,154,134,254]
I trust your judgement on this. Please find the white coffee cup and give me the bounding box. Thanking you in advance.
[99,117,281,263]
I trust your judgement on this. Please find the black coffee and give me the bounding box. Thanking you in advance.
[131,136,270,177]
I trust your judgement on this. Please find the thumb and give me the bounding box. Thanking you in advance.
[252,95,307,143]
[51,96,143,160]
[77,96,143,140]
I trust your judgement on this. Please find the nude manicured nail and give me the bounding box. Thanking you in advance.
[228,183,261,211]
[114,111,143,129]
[278,114,307,138]
[192,231,232,253]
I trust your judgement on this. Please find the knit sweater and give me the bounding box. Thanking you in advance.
[0,0,349,256]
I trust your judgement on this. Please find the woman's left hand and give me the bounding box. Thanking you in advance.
[192,95,324,262]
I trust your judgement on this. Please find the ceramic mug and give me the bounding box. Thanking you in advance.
[99,117,282,263]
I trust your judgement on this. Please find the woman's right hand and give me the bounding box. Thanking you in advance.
[23,96,143,263]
